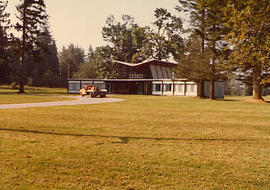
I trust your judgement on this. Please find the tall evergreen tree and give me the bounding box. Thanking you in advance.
[0,0,11,83]
[86,45,94,62]
[205,0,228,99]
[176,0,228,99]
[176,33,211,86]
[176,0,209,97]
[15,0,48,93]
[32,25,59,87]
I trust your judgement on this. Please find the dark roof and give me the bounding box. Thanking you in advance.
[113,59,177,67]
[68,78,189,82]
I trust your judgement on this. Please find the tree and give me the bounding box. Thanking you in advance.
[93,45,118,79]
[205,0,228,99]
[73,46,97,79]
[134,8,184,61]
[102,15,138,62]
[176,0,228,99]
[96,15,143,78]
[176,33,211,86]
[225,0,270,100]
[7,36,21,84]
[73,62,97,79]
[86,45,94,62]
[176,0,209,97]
[131,26,152,62]
[0,0,11,83]
[98,11,184,79]
[15,0,48,93]
[59,44,85,86]
[32,25,60,87]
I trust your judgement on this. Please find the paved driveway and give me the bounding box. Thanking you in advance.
[0,96,124,109]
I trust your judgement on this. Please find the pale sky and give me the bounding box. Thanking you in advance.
[7,0,187,53]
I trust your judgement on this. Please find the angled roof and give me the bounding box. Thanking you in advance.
[113,59,177,67]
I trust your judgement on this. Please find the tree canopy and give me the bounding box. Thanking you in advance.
[15,0,48,93]
[224,0,270,99]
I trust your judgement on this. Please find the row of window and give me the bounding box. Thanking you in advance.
[129,73,144,79]
[69,82,196,92]
[153,84,196,92]
[69,83,105,90]
[69,83,80,90]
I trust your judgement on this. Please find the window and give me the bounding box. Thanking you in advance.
[177,85,183,92]
[69,83,80,90]
[187,84,195,92]
[165,84,172,91]
[129,73,144,79]
[154,84,161,91]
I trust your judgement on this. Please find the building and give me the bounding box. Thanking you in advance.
[68,59,225,98]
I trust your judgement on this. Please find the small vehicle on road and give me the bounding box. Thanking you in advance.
[80,85,107,98]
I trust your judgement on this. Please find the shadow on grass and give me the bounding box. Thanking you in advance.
[0,86,67,96]
[216,99,239,102]
[0,91,68,96]
[0,128,255,143]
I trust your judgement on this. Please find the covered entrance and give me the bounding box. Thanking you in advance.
[105,80,153,95]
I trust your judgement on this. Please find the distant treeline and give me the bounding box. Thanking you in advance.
[0,0,269,99]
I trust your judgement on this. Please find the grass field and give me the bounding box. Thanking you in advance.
[0,93,270,189]
[0,85,73,104]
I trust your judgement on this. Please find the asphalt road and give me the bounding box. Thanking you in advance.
[0,96,124,109]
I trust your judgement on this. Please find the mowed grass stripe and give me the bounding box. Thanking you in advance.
[0,95,270,189]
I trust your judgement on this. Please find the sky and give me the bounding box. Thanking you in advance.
[7,0,188,53]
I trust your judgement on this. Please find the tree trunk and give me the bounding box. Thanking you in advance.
[198,9,206,98]
[209,24,217,100]
[252,70,263,100]
[210,77,215,100]
[200,9,205,55]
[19,2,26,94]
[197,79,205,98]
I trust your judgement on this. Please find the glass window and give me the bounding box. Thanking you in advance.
[178,85,183,92]
[69,83,73,90]
[154,84,161,91]
[187,85,195,92]
[165,84,172,91]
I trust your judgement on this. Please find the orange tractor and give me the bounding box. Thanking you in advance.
[80,85,107,98]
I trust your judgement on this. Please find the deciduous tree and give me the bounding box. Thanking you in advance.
[59,44,85,86]
[225,0,270,100]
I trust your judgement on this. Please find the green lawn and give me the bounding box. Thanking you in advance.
[0,85,74,104]
[0,95,270,189]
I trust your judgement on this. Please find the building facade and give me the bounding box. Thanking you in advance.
[67,59,225,98]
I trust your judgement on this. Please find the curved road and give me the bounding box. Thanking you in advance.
[0,96,124,109]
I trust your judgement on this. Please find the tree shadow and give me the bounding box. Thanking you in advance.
[215,98,240,102]
[0,128,255,143]
[0,86,67,96]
